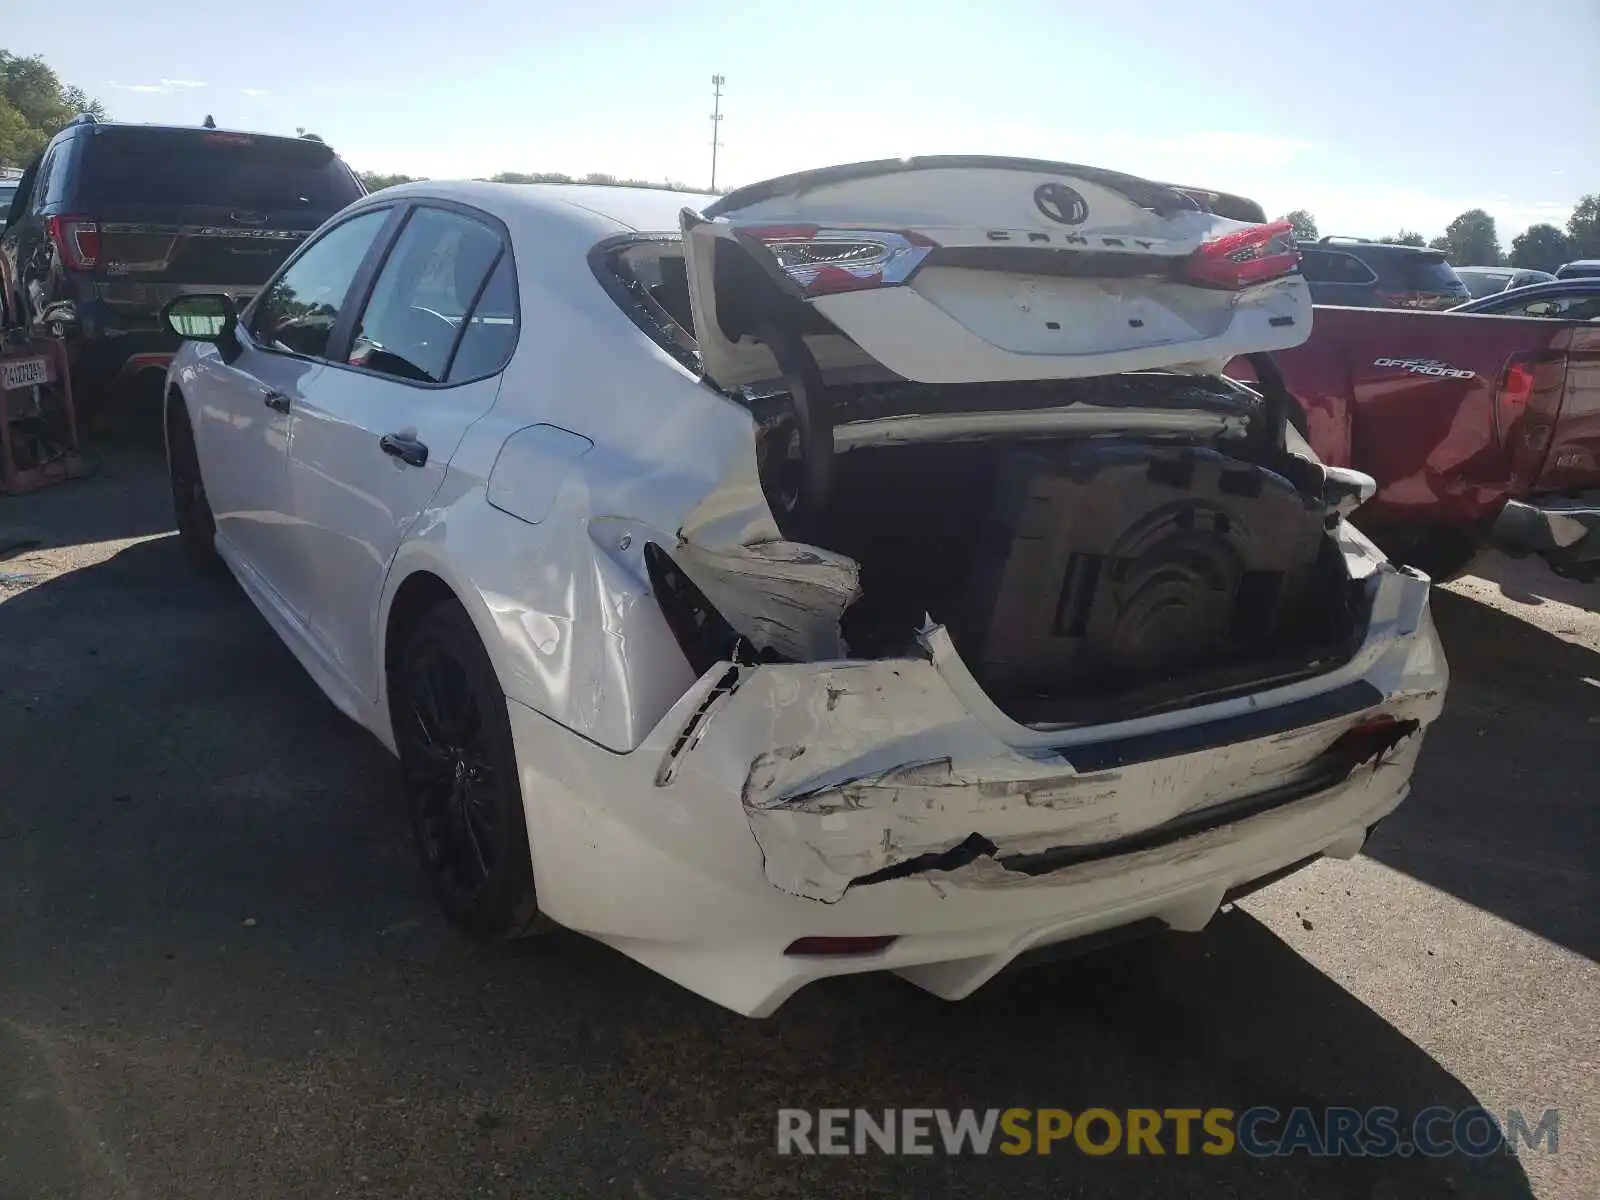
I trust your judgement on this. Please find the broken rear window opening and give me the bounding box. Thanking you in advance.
[599,237,1366,727]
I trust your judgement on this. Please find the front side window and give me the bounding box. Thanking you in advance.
[250,207,389,359]
[347,206,508,384]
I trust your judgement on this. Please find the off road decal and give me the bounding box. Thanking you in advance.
[1373,357,1476,380]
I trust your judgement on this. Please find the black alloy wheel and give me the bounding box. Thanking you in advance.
[395,602,548,939]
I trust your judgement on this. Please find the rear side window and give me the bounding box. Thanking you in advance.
[1299,249,1376,285]
[347,206,511,384]
[80,130,364,212]
[447,255,519,382]
[1398,254,1462,292]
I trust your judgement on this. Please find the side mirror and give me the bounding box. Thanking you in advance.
[162,292,239,343]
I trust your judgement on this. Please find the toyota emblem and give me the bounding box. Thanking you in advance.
[1034,182,1089,225]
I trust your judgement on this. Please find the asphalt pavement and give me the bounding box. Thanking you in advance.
[1,446,1595,1199]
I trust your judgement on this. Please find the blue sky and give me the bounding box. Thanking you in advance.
[7,0,1596,239]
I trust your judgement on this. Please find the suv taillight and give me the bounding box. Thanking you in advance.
[738,225,936,297]
[1184,219,1299,290]
[47,215,100,271]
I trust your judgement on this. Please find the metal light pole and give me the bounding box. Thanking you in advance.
[709,74,725,192]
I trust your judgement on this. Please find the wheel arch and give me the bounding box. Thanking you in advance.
[376,550,513,754]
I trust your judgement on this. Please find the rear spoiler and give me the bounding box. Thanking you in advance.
[1165,185,1269,225]
[706,156,1204,219]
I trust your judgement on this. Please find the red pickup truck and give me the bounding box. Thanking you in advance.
[1229,306,1600,582]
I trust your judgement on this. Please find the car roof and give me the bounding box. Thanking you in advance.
[56,118,345,154]
[1313,237,1443,258]
[373,179,716,234]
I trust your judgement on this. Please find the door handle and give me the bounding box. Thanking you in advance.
[262,389,290,413]
[379,432,429,468]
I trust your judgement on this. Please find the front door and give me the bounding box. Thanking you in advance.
[202,206,395,616]
[286,203,518,698]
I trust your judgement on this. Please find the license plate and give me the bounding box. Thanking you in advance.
[1,357,51,391]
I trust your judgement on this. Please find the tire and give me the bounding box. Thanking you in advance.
[393,601,550,940]
[166,399,226,575]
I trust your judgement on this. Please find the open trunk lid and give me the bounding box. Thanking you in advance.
[681,156,1311,390]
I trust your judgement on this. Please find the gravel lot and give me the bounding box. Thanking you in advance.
[2,446,1595,1199]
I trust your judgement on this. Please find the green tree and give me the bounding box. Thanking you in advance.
[1566,194,1600,260]
[358,171,421,191]
[1379,230,1426,247]
[0,50,108,167]
[1279,209,1318,241]
[1434,209,1502,265]
[1509,223,1571,273]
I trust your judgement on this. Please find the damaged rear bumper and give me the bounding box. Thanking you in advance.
[509,561,1444,1017]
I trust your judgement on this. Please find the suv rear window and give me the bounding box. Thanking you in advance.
[1398,254,1461,292]
[80,130,363,212]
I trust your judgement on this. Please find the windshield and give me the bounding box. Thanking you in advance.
[81,131,363,211]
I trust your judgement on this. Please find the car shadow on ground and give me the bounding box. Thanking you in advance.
[0,535,1539,1199]
[1363,587,1599,964]
[0,443,174,555]
[1468,551,1598,614]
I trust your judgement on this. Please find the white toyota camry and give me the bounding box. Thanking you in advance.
[161,157,1447,1017]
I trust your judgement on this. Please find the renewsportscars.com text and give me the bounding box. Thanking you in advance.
[776,1106,1559,1158]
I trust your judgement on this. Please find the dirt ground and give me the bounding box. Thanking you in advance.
[1,447,1595,1199]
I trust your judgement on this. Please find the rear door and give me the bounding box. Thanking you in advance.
[681,157,1311,389]
[74,127,365,319]
[286,202,517,699]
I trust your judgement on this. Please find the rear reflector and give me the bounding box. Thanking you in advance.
[740,225,935,297]
[784,935,898,957]
[46,215,100,271]
[1184,220,1299,290]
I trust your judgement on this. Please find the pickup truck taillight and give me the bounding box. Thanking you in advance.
[1184,220,1300,290]
[1495,361,1535,438]
[46,215,100,271]
[739,225,936,297]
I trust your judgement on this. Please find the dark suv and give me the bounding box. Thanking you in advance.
[0,117,365,420]
[1295,236,1470,310]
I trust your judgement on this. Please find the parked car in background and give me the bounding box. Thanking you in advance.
[0,176,20,235]
[158,159,1444,1016]
[1454,265,1556,298]
[0,116,365,423]
[1453,277,1600,320]
[1296,237,1470,310]
[1555,260,1600,280]
[1228,300,1600,583]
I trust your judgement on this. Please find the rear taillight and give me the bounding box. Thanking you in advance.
[1494,359,1536,441]
[1184,219,1299,290]
[739,225,935,297]
[1376,290,1452,310]
[46,215,100,271]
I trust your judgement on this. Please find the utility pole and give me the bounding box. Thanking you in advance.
[709,74,725,193]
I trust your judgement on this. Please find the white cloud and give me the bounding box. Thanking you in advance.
[239,88,270,98]
[161,78,208,89]
[109,81,175,94]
